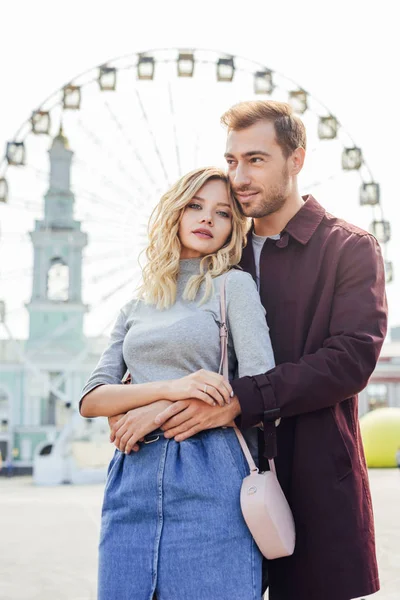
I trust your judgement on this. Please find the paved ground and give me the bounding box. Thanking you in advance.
[0,469,399,600]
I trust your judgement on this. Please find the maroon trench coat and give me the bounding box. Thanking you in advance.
[232,196,387,600]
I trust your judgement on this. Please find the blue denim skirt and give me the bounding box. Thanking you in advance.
[98,427,262,600]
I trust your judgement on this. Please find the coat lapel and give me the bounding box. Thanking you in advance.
[240,230,257,283]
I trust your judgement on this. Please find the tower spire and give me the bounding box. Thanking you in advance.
[27,130,87,348]
[52,121,69,149]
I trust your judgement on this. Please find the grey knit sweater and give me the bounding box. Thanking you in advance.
[80,258,275,454]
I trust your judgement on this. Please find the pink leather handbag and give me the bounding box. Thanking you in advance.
[219,272,296,560]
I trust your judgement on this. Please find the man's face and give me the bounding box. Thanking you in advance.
[225,121,292,218]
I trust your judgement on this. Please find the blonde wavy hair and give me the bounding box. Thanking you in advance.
[137,166,249,309]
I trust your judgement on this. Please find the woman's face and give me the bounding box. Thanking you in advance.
[178,179,234,259]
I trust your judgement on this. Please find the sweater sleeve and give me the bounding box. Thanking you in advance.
[226,270,275,378]
[79,306,129,412]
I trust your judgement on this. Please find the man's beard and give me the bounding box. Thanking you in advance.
[236,166,290,219]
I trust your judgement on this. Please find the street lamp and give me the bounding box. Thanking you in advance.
[217,57,235,82]
[137,55,155,80]
[177,52,195,77]
[318,116,338,140]
[6,141,25,166]
[98,65,117,91]
[0,178,8,203]
[360,183,380,206]
[289,90,308,114]
[63,85,81,110]
[254,70,274,95]
[342,147,362,170]
[31,110,51,135]
[371,220,391,243]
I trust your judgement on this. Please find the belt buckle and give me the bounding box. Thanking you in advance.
[143,434,160,444]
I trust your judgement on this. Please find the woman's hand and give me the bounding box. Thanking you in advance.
[110,400,172,454]
[164,370,233,407]
[154,397,241,442]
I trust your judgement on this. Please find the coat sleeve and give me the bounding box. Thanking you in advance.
[232,234,388,429]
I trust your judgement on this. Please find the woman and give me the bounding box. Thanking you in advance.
[80,166,275,600]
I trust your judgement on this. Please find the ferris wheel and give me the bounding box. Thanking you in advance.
[0,47,393,344]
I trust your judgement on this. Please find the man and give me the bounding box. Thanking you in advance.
[110,100,387,600]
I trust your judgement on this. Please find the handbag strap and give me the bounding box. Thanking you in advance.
[218,272,276,475]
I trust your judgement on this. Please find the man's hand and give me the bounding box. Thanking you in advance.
[109,413,145,452]
[110,400,172,454]
[108,413,125,437]
[154,396,241,442]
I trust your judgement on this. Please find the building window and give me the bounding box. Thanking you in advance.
[0,441,7,462]
[367,383,388,411]
[0,389,9,431]
[41,372,65,426]
[47,258,69,301]
[41,393,56,426]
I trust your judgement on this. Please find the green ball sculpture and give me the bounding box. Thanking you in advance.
[360,407,400,468]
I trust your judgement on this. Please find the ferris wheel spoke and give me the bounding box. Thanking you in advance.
[73,186,141,218]
[98,274,135,303]
[189,85,219,170]
[2,197,43,212]
[5,188,138,231]
[8,166,140,223]
[1,267,33,280]
[168,82,182,177]
[74,118,152,199]
[84,229,145,242]
[308,145,320,155]
[88,261,139,284]
[193,130,201,170]
[83,250,142,265]
[1,233,30,243]
[72,155,150,209]
[302,169,348,193]
[23,164,49,181]
[134,88,171,187]
[75,157,143,201]
[102,99,161,191]
[79,210,135,229]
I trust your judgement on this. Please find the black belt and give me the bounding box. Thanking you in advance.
[143,429,165,444]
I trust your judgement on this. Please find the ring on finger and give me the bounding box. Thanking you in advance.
[204,384,208,394]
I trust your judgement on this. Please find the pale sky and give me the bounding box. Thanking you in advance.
[1,0,399,338]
